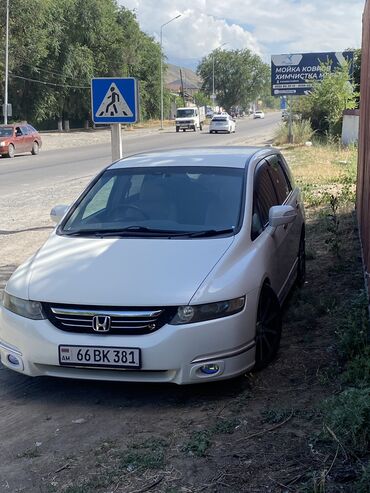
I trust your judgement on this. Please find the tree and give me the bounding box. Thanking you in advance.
[299,62,357,136]
[197,49,269,110]
[193,91,211,107]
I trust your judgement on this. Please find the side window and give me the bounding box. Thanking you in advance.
[21,126,29,135]
[82,177,116,219]
[252,161,279,239]
[266,155,292,204]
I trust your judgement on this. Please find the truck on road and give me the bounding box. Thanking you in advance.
[175,106,206,132]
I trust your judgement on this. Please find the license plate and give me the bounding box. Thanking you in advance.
[59,345,141,368]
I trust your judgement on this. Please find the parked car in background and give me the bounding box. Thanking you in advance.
[253,111,265,119]
[209,114,236,134]
[0,147,305,385]
[0,123,42,158]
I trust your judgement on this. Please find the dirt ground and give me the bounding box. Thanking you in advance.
[0,140,364,492]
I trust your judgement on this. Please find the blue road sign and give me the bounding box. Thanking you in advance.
[91,77,139,124]
[271,52,354,96]
[280,97,287,110]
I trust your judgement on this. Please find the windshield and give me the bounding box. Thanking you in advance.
[61,166,245,237]
[176,109,195,118]
[0,127,13,137]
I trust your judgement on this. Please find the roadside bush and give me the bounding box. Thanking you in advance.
[274,119,314,145]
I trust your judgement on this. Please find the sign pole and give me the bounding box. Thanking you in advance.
[288,96,293,144]
[111,124,123,161]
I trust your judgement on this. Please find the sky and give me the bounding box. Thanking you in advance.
[118,0,363,70]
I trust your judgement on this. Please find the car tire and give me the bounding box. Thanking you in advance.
[296,230,306,287]
[254,284,282,370]
[31,141,39,155]
[200,123,203,131]
[176,127,179,133]
[193,125,196,132]
[6,144,15,158]
[182,129,186,132]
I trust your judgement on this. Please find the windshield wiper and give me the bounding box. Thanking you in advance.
[62,227,235,238]
[187,228,235,238]
[62,226,193,237]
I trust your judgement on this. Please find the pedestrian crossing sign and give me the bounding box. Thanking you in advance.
[91,77,139,124]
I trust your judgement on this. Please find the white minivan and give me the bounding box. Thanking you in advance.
[0,147,305,384]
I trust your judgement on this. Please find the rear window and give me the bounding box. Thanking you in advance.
[0,127,13,137]
[212,117,227,122]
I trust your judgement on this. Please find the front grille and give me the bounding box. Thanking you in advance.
[42,303,177,335]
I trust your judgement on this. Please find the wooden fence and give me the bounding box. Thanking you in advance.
[357,0,370,291]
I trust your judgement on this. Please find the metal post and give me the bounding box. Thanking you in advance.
[160,26,163,130]
[111,124,123,161]
[4,0,9,124]
[160,14,181,131]
[212,54,215,107]
[288,96,293,144]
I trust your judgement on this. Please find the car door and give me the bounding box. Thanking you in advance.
[14,126,26,153]
[21,125,33,152]
[265,154,299,293]
[252,157,295,298]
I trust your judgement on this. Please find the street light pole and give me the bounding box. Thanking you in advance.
[4,0,9,124]
[160,14,181,130]
[211,43,227,110]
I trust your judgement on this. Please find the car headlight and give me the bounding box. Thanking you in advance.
[170,296,245,325]
[0,141,6,146]
[2,292,46,320]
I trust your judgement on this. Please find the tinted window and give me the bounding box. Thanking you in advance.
[252,161,279,238]
[267,155,291,204]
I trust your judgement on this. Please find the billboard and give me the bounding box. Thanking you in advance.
[271,51,354,96]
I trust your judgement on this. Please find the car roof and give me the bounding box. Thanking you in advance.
[109,147,277,170]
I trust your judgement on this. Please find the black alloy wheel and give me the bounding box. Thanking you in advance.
[254,284,282,370]
[296,232,306,287]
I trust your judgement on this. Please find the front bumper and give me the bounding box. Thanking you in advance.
[0,145,10,154]
[0,297,258,384]
[175,121,196,130]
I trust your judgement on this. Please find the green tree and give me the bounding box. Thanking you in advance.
[197,49,269,110]
[193,91,211,107]
[300,62,357,136]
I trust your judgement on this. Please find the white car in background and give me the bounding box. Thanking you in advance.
[209,114,236,134]
[0,147,305,385]
[253,110,265,119]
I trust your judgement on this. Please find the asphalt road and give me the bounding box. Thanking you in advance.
[0,112,281,195]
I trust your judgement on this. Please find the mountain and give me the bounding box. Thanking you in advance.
[164,63,202,92]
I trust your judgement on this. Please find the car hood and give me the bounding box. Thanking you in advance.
[8,233,234,306]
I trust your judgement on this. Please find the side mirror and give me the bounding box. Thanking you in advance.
[269,205,297,229]
[50,204,69,224]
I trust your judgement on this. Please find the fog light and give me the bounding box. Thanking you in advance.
[200,364,220,375]
[7,354,20,366]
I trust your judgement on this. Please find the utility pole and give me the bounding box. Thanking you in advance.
[4,0,9,124]
[160,14,181,130]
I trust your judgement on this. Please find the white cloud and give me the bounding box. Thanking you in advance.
[119,0,363,65]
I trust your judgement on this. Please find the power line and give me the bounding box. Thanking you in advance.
[9,73,90,89]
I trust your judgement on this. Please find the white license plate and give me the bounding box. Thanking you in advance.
[59,345,141,368]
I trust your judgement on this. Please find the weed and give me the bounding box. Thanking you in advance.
[120,437,167,470]
[212,417,241,434]
[183,430,212,457]
[342,349,370,387]
[324,193,341,258]
[261,408,292,424]
[354,462,370,493]
[335,291,369,360]
[322,387,370,456]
